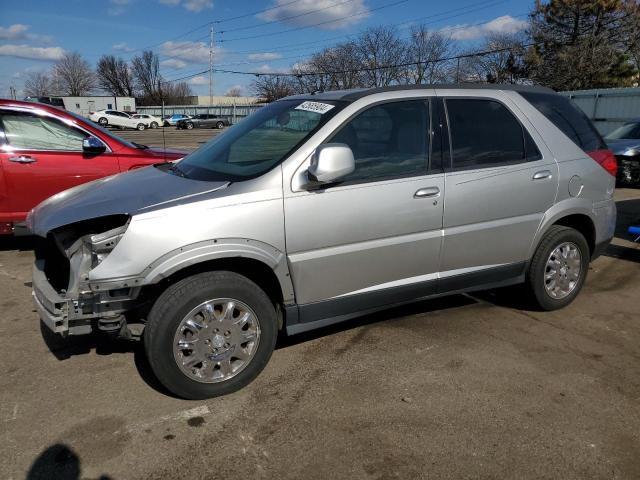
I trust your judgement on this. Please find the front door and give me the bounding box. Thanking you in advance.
[284,99,445,323]
[0,108,119,222]
[438,94,558,289]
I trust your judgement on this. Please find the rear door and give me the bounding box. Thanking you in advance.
[437,92,558,288]
[0,108,119,221]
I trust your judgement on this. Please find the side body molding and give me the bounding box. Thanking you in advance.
[140,238,295,304]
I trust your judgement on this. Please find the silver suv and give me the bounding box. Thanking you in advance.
[28,85,617,399]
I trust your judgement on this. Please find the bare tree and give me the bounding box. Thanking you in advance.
[251,75,295,102]
[162,81,193,104]
[53,52,95,96]
[96,55,134,97]
[23,71,53,97]
[403,26,456,84]
[225,86,242,97]
[131,50,162,103]
[459,33,529,84]
[356,26,406,87]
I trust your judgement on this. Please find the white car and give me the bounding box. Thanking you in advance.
[89,110,146,130]
[132,113,162,129]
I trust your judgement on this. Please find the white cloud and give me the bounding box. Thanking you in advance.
[447,15,527,41]
[0,24,53,44]
[247,52,282,61]
[161,58,188,69]
[160,40,221,64]
[259,0,369,30]
[0,44,65,61]
[188,75,209,85]
[0,24,29,40]
[112,42,134,52]
[159,0,213,12]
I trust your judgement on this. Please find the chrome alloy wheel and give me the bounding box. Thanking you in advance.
[173,298,260,383]
[544,242,582,300]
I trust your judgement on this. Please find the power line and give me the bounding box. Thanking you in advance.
[219,0,359,34]
[219,0,409,43]
[208,43,534,78]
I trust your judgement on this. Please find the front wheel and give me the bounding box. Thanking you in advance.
[185,122,194,130]
[144,271,278,399]
[216,121,225,129]
[136,123,146,131]
[98,117,108,126]
[150,121,158,129]
[525,225,589,310]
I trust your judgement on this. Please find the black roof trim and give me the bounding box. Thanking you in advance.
[340,83,555,101]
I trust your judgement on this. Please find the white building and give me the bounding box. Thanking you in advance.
[53,96,136,117]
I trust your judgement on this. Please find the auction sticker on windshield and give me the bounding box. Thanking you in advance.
[295,101,335,114]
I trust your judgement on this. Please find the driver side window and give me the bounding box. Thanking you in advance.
[327,100,430,183]
[0,111,86,151]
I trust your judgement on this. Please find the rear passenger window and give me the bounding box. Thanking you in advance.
[329,100,430,182]
[519,92,606,152]
[446,99,540,170]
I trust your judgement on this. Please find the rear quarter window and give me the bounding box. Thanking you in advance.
[519,92,606,152]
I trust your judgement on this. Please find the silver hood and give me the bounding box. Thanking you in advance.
[28,165,229,237]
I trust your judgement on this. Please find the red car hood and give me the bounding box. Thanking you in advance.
[145,147,188,159]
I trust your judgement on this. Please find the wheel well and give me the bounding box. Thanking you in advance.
[552,214,595,255]
[140,258,285,320]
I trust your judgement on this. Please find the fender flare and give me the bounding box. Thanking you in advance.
[141,238,295,303]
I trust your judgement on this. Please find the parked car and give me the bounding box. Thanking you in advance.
[89,110,147,130]
[132,113,162,129]
[605,118,640,186]
[0,99,186,234]
[176,114,229,130]
[163,114,191,127]
[29,85,616,399]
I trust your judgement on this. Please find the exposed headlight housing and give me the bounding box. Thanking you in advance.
[87,223,129,268]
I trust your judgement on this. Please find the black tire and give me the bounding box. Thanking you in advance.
[144,271,278,399]
[216,121,225,129]
[185,122,194,130]
[98,117,108,126]
[525,225,590,311]
[150,121,158,129]
[163,121,170,127]
[136,123,146,131]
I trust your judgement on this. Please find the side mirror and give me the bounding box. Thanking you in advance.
[307,143,355,185]
[83,136,106,154]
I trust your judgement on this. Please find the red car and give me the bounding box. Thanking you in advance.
[0,100,185,234]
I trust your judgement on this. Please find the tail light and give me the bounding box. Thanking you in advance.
[89,111,95,115]
[588,149,617,177]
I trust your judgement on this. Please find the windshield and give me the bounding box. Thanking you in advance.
[605,122,640,140]
[173,99,345,181]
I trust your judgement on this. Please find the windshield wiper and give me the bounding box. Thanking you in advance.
[132,142,149,149]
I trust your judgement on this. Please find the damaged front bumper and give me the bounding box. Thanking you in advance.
[33,259,141,336]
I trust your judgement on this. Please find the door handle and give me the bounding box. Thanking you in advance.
[532,170,552,180]
[414,187,440,198]
[8,155,37,164]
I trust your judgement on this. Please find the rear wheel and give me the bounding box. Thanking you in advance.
[150,121,158,129]
[185,122,194,130]
[144,271,277,399]
[137,123,146,131]
[216,121,225,129]
[525,225,589,310]
[98,117,108,126]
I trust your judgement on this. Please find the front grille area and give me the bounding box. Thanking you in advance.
[34,236,70,293]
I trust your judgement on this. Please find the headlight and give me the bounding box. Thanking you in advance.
[87,223,128,267]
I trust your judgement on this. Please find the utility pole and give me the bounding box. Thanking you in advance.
[209,23,214,107]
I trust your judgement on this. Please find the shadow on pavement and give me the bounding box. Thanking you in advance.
[26,443,112,480]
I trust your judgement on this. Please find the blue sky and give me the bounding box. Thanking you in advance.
[0,0,533,98]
